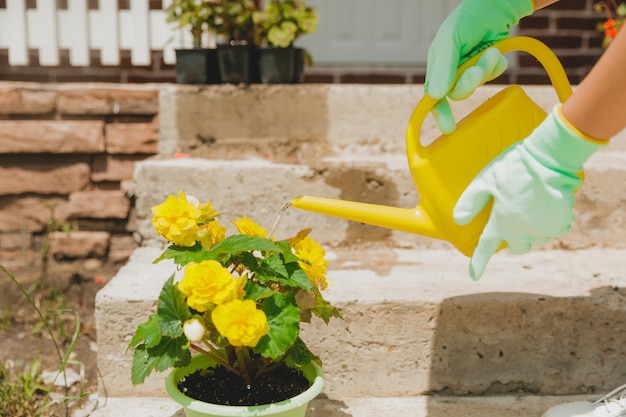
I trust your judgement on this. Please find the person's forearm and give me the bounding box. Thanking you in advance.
[562,26,626,140]
[534,0,559,9]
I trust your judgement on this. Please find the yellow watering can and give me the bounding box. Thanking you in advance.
[290,37,573,258]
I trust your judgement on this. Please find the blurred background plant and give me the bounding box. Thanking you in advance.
[210,0,258,44]
[0,207,94,417]
[253,0,319,48]
[595,0,626,48]
[165,0,216,48]
[0,358,48,417]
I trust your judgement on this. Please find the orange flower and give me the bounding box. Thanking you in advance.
[604,18,618,37]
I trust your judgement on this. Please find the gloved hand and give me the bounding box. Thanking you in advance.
[425,0,535,134]
[453,105,607,280]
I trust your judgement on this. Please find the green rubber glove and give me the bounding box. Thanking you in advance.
[453,105,607,280]
[425,0,535,134]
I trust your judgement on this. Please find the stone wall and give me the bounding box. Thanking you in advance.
[0,82,159,279]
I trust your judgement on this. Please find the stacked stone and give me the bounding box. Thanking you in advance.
[0,83,158,272]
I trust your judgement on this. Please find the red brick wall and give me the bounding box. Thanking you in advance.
[0,83,158,275]
[0,1,607,85]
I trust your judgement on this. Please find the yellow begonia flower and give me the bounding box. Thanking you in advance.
[197,220,227,249]
[212,299,269,348]
[151,192,201,247]
[232,216,268,238]
[287,228,312,247]
[294,236,328,290]
[178,260,244,312]
[198,201,219,224]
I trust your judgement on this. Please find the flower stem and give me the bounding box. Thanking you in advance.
[597,1,613,19]
[202,338,229,362]
[189,343,241,376]
[256,353,287,378]
[235,347,252,386]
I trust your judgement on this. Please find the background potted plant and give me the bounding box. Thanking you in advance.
[210,0,258,84]
[253,0,318,83]
[166,0,222,84]
[129,192,342,417]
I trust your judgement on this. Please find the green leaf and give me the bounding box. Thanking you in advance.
[275,240,299,263]
[284,262,313,290]
[254,293,300,359]
[285,338,321,383]
[268,22,297,47]
[128,314,162,350]
[618,3,626,16]
[130,336,191,385]
[153,243,213,266]
[238,250,258,265]
[245,254,285,285]
[262,253,288,278]
[210,235,283,256]
[286,337,319,368]
[255,261,312,290]
[157,275,189,338]
[244,279,275,302]
[311,287,343,324]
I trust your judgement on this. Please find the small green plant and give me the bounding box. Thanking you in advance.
[210,0,258,44]
[0,264,87,417]
[166,0,214,48]
[39,204,73,289]
[30,292,76,345]
[253,0,318,48]
[0,358,49,417]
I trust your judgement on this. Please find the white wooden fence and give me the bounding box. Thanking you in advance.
[0,0,193,67]
[0,1,462,69]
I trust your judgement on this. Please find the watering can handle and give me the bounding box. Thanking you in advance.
[408,36,573,153]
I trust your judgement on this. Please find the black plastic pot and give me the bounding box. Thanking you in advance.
[292,48,306,83]
[217,43,254,85]
[256,47,296,84]
[175,49,221,85]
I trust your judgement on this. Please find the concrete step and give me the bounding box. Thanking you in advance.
[98,83,626,407]
[158,84,626,160]
[95,245,626,399]
[133,153,626,250]
[73,394,593,417]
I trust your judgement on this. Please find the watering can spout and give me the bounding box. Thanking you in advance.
[290,37,573,260]
[291,196,444,240]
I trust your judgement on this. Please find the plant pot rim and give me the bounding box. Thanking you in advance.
[165,354,325,416]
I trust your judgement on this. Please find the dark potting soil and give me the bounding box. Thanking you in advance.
[177,364,311,406]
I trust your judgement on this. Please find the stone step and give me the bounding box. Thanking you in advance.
[133,152,626,250]
[95,246,626,399]
[158,84,626,160]
[74,394,593,417]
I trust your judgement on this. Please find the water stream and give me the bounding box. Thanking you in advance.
[269,202,292,239]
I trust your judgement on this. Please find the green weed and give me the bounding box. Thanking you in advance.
[0,264,89,417]
[0,358,49,417]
